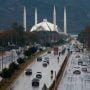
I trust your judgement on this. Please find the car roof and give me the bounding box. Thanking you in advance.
[32,78,39,81]
[26,69,32,71]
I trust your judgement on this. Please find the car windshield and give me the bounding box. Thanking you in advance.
[37,72,41,73]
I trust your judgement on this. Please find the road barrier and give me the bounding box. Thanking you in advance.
[49,52,70,90]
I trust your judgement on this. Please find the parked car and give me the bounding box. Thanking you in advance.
[36,72,42,79]
[25,69,32,76]
[32,78,39,87]
[37,57,42,62]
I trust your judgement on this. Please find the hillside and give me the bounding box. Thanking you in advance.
[0,0,90,33]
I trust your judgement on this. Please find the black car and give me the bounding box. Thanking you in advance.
[36,72,42,79]
[32,78,39,87]
[42,61,48,67]
[73,70,81,75]
[37,57,42,62]
[47,51,51,54]
[25,69,32,75]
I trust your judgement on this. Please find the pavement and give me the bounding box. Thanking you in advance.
[57,49,90,90]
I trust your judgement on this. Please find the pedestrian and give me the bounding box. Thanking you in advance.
[51,75,53,80]
[57,57,59,63]
[59,52,61,56]
[51,70,53,75]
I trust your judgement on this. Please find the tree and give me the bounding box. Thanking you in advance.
[11,22,25,46]
[78,25,90,48]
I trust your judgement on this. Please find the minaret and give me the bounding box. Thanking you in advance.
[35,8,37,25]
[23,6,26,32]
[64,6,67,34]
[53,5,56,31]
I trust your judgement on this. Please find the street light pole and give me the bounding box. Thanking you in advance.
[1,47,3,70]
[54,71,57,90]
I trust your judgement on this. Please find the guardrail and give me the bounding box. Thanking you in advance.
[49,52,70,90]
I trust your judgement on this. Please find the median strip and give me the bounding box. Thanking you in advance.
[49,52,70,90]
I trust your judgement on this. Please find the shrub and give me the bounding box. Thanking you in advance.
[24,50,30,57]
[24,47,37,57]
[0,62,19,78]
[9,62,19,72]
[17,58,25,64]
[39,48,43,51]
[0,68,11,78]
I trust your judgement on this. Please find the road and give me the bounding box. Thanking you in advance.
[57,48,90,90]
[9,46,68,90]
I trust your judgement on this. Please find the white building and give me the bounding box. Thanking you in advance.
[30,6,59,32]
[30,19,58,32]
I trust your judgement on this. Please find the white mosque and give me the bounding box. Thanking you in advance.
[30,19,58,32]
[23,5,67,34]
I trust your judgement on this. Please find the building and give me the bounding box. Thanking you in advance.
[30,19,58,32]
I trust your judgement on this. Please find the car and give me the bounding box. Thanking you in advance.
[32,78,39,87]
[81,64,87,66]
[44,59,49,64]
[37,57,42,62]
[44,57,49,64]
[47,51,51,54]
[42,61,47,67]
[36,72,42,79]
[76,55,80,58]
[82,67,87,72]
[73,70,81,75]
[76,48,80,52]
[78,59,83,65]
[44,57,49,60]
[85,75,90,81]
[74,66,80,69]
[25,69,32,75]
[78,61,83,65]
[46,60,49,64]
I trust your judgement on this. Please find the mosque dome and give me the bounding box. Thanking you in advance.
[30,19,58,32]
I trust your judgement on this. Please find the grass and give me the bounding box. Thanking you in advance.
[0,49,49,90]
